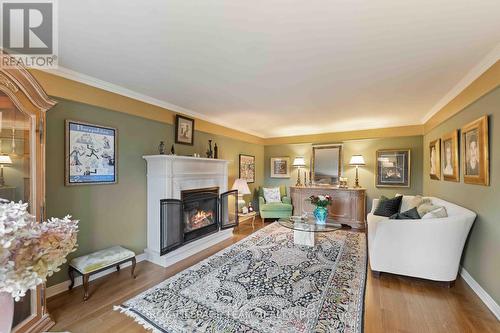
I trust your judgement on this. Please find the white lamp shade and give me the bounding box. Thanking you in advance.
[231,178,251,195]
[0,155,12,165]
[292,156,306,167]
[349,155,365,166]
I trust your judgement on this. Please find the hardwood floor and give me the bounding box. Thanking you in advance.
[47,219,499,333]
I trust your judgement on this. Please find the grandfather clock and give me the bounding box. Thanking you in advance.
[0,51,57,332]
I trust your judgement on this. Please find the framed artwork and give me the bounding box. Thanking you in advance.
[270,157,290,178]
[65,120,117,186]
[429,139,441,180]
[375,149,411,188]
[441,130,459,182]
[462,116,489,186]
[175,114,194,145]
[239,154,255,183]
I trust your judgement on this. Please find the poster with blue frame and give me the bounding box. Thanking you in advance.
[65,120,117,185]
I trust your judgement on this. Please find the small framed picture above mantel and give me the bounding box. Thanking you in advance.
[65,120,118,186]
[175,114,194,145]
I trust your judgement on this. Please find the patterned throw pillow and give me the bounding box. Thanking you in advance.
[396,194,424,212]
[422,207,448,219]
[373,195,403,217]
[417,200,442,217]
[389,207,421,220]
[263,187,281,203]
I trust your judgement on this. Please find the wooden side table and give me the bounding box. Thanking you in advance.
[238,211,258,228]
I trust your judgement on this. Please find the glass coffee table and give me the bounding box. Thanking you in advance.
[279,217,342,247]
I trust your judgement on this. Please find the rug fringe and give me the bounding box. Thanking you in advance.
[113,305,160,333]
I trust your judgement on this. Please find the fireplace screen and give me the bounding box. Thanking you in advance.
[160,188,239,255]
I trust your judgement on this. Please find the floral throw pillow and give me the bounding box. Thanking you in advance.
[263,187,281,203]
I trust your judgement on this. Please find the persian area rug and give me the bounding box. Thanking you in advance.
[115,223,367,333]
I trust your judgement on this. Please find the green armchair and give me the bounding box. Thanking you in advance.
[258,186,293,220]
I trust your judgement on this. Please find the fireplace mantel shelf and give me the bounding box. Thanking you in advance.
[143,155,231,163]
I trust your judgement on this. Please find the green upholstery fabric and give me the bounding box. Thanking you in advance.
[259,186,293,219]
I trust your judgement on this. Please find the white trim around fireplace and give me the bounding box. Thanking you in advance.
[143,155,233,267]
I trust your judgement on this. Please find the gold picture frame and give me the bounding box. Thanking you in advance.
[441,130,459,182]
[375,149,411,188]
[461,115,489,186]
[429,139,441,180]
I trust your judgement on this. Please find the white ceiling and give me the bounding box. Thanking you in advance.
[55,0,500,138]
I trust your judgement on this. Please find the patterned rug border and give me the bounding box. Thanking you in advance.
[114,223,367,333]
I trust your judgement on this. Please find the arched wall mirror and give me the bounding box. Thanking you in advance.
[0,52,57,333]
[312,144,343,185]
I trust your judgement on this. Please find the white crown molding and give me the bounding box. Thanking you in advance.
[40,66,264,138]
[46,253,147,299]
[421,43,500,123]
[460,267,500,321]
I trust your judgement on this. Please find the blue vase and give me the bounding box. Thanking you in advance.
[313,206,328,224]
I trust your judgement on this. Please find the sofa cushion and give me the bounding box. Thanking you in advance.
[422,206,448,219]
[417,200,443,217]
[396,194,424,212]
[70,246,135,274]
[263,187,281,203]
[373,195,403,217]
[389,207,421,220]
[260,202,293,212]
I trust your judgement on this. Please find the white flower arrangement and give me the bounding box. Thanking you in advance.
[0,201,78,301]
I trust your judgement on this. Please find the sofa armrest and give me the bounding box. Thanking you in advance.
[282,196,291,205]
[259,196,266,206]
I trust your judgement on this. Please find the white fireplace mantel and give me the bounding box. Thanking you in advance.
[143,155,233,267]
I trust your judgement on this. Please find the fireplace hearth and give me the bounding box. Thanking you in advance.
[160,187,238,255]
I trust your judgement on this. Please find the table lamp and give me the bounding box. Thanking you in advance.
[231,178,251,212]
[293,156,306,186]
[349,155,365,188]
[0,154,12,187]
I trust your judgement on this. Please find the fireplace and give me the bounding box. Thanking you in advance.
[160,187,238,255]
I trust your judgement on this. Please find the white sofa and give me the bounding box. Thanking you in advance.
[367,196,476,283]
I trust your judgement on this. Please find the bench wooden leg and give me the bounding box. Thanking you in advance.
[83,274,90,301]
[116,264,120,272]
[131,257,136,279]
[68,266,75,290]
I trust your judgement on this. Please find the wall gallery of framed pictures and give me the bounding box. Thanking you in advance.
[428,115,489,186]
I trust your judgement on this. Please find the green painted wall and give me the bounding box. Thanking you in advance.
[264,136,423,211]
[46,99,264,286]
[423,87,500,304]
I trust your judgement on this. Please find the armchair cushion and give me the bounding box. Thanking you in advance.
[260,202,293,211]
[258,186,286,201]
[263,187,281,203]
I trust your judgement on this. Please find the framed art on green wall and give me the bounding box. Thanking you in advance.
[65,120,118,185]
[239,154,255,183]
[270,157,290,178]
[375,149,410,188]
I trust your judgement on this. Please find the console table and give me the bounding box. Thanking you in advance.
[290,186,366,229]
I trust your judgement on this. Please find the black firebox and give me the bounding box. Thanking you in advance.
[159,187,238,255]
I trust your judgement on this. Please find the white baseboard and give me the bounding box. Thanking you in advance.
[46,253,147,299]
[460,267,500,321]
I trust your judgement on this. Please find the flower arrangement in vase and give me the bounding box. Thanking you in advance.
[0,200,79,333]
[308,194,332,224]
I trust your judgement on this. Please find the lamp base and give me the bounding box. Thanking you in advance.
[237,195,246,213]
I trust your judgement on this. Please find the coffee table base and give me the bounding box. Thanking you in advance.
[294,230,317,247]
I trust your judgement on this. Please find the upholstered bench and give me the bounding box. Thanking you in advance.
[68,246,136,301]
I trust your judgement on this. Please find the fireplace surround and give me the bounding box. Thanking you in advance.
[144,155,236,267]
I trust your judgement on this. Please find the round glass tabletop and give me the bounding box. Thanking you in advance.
[278,216,343,232]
